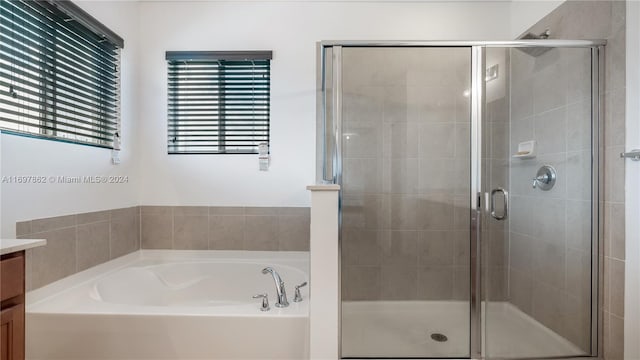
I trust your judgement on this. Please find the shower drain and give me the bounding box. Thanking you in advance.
[430,333,448,342]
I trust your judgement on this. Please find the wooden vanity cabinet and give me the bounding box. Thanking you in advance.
[0,251,25,360]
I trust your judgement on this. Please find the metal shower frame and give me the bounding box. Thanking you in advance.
[316,39,606,360]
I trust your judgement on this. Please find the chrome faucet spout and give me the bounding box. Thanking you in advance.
[261,267,289,308]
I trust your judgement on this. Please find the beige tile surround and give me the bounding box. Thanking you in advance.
[17,207,139,291]
[16,206,310,291]
[140,206,310,251]
[519,1,626,358]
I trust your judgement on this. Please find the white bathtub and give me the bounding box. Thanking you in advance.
[26,250,309,360]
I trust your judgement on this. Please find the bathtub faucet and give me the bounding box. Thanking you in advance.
[261,267,289,308]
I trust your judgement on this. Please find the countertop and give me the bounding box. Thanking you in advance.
[0,239,47,256]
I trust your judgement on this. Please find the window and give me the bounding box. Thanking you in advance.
[166,51,271,154]
[0,0,123,148]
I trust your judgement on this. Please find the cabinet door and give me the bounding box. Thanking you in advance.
[1,304,24,360]
[0,256,24,303]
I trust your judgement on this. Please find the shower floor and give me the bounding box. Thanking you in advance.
[342,301,584,359]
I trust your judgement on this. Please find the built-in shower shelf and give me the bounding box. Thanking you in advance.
[512,153,536,159]
[512,140,536,159]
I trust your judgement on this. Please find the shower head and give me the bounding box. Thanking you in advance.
[517,46,552,57]
[517,29,552,57]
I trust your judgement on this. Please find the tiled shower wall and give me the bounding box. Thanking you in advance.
[17,206,310,291]
[340,48,473,301]
[507,46,593,352]
[516,1,626,358]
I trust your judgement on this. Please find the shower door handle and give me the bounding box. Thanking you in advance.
[490,188,508,221]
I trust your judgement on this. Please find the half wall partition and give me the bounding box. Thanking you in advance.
[317,40,604,359]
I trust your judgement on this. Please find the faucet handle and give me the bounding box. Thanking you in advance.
[253,293,270,311]
[293,281,308,302]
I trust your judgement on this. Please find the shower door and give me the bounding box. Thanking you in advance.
[481,45,600,359]
[318,41,601,360]
[328,46,473,359]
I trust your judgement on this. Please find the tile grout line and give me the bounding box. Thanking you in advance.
[74,216,79,274]
[171,207,175,250]
[108,210,112,260]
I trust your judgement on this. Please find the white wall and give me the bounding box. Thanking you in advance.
[0,1,140,238]
[137,1,518,207]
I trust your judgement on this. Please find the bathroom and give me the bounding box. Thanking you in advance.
[0,0,637,359]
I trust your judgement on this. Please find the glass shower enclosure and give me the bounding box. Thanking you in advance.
[316,40,604,359]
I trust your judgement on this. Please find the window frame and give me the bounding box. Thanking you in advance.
[165,51,272,155]
[0,0,124,149]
